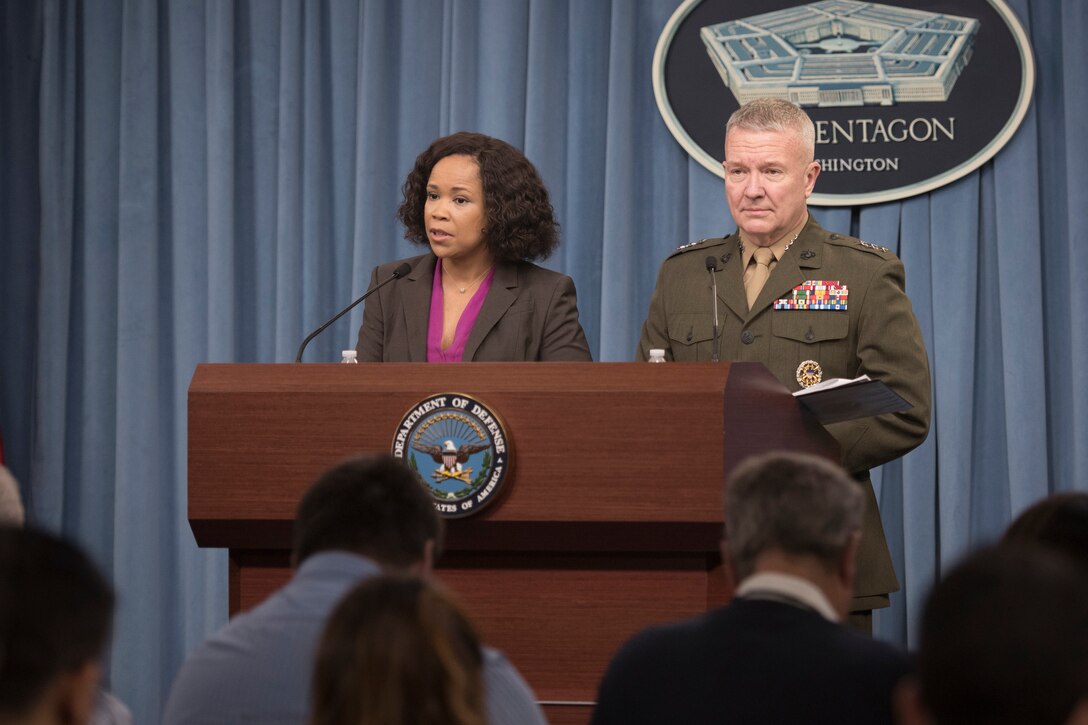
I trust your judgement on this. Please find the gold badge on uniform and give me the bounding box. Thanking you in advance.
[796,360,823,388]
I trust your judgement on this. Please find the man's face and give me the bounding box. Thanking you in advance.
[723,127,820,247]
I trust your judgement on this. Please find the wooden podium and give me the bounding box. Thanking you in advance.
[188,362,837,724]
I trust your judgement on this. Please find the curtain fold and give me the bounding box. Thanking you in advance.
[1054,1,1088,490]
[2,0,1086,721]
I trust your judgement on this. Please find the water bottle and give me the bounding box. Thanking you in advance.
[340,350,358,364]
[647,349,666,363]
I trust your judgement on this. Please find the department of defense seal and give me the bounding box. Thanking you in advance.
[391,393,511,518]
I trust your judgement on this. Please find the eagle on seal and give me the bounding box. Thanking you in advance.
[413,439,488,466]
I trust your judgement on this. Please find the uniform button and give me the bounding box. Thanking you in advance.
[741,330,754,345]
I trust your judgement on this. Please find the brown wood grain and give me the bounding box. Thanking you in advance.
[540,705,592,725]
[189,362,837,545]
[193,362,839,718]
[229,550,725,717]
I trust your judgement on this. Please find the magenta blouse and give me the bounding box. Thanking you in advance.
[426,260,496,362]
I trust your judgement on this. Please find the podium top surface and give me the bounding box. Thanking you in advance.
[190,361,758,393]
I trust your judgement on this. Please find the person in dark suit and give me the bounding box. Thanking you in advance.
[637,98,930,625]
[591,451,910,725]
[356,132,591,362]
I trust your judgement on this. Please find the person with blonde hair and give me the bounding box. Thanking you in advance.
[311,575,485,725]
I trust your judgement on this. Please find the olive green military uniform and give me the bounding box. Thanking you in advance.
[637,215,931,612]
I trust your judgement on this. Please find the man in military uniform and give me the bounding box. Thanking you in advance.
[637,98,930,628]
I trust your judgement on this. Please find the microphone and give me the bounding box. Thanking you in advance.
[294,261,413,363]
[705,256,721,362]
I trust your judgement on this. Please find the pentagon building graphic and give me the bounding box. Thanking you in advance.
[700,0,979,107]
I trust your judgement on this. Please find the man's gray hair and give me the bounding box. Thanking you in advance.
[726,98,816,162]
[0,465,24,526]
[724,451,863,580]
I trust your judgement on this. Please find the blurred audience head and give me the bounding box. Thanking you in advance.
[292,454,441,572]
[310,575,485,725]
[723,451,864,614]
[0,465,24,526]
[1002,491,1088,574]
[898,545,1088,725]
[0,525,115,724]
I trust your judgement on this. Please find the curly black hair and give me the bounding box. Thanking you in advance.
[397,132,560,262]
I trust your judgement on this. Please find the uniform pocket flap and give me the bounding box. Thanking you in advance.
[668,312,715,346]
[772,310,849,343]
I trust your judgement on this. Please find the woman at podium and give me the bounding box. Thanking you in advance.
[355,132,592,362]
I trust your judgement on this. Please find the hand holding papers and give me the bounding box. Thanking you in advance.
[793,375,912,425]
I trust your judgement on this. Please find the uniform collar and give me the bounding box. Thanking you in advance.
[739,212,809,269]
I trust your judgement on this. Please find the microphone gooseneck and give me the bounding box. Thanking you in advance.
[705,256,721,363]
[294,262,413,363]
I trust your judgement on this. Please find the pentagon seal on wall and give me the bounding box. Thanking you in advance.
[653,0,1035,205]
[391,393,511,518]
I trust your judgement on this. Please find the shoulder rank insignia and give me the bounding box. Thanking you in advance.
[856,240,891,253]
[670,236,730,258]
[775,281,848,311]
[676,239,706,251]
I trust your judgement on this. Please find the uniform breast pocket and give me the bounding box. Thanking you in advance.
[771,311,851,379]
[667,312,716,361]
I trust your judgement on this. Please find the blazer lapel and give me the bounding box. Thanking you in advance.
[402,254,435,362]
[462,262,517,361]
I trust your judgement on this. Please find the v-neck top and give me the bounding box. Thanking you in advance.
[426,259,496,362]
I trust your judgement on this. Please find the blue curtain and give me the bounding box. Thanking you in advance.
[1,0,1085,721]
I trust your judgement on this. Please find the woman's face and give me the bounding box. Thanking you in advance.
[424,154,490,266]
